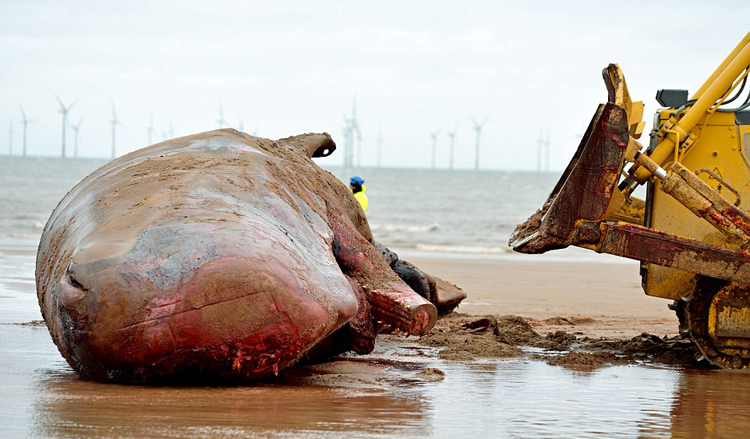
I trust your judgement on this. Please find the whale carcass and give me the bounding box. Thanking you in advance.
[36,129,464,383]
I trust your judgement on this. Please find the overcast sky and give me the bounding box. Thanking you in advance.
[1,0,749,170]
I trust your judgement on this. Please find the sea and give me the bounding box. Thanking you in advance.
[0,156,561,257]
[0,155,615,278]
[3,156,750,439]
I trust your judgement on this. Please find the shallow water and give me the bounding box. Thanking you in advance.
[5,321,750,439]
[3,232,750,439]
[0,156,621,264]
[0,156,562,255]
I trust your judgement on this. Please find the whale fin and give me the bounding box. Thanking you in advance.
[279,133,336,158]
[328,208,437,336]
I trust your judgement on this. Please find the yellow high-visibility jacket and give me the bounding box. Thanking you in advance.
[352,185,368,214]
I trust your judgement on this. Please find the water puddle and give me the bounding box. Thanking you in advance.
[4,323,750,439]
[2,233,749,438]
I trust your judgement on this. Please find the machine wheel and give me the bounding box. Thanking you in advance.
[679,276,750,370]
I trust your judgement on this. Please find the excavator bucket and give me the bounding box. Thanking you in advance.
[509,102,630,253]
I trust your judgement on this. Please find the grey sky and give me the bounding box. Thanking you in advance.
[1,0,748,170]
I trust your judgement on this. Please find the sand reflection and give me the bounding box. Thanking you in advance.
[31,361,429,439]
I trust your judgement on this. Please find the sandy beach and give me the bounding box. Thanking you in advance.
[407,254,679,340]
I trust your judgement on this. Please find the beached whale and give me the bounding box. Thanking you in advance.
[36,129,463,383]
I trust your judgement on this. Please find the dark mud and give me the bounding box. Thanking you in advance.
[9,320,46,327]
[416,367,446,381]
[420,314,706,369]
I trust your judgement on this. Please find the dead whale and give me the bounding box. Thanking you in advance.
[36,129,462,383]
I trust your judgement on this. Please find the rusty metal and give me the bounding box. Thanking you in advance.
[681,278,750,370]
[509,102,629,252]
[715,297,750,338]
[660,162,750,248]
[590,222,750,284]
[696,167,742,206]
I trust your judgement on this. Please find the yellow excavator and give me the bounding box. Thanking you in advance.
[510,33,750,369]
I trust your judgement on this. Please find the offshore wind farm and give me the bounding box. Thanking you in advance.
[3,96,514,172]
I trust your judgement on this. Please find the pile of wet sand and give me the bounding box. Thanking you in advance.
[419,314,705,369]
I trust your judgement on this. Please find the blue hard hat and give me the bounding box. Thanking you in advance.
[350,175,364,186]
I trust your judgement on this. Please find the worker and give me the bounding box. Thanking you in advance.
[350,175,368,214]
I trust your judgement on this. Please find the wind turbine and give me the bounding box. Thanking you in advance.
[216,101,226,128]
[430,129,441,169]
[349,98,362,167]
[446,123,459,170]
[472,117,488,171]
[147,113,155,145]
[342,99,361,169]
[19,105,38,157]
[71,118,83,158]
[349,119,362,168]
[161,119,175,141]
[55,95,76,158]
[110,103,123,159]
[342,119,353,169]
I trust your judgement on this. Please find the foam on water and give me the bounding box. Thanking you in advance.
[370,223,441,233]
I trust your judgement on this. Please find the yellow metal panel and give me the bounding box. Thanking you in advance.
[714,305,750,338]
[697,165,727,193]
[644,264,696,300]
[645,111,750,299]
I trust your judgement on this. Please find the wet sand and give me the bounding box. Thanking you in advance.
[408,253,679,340]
